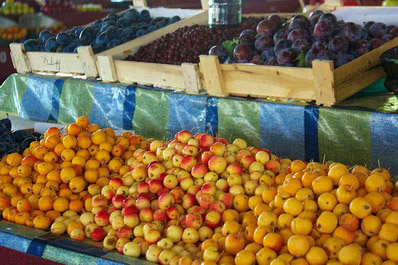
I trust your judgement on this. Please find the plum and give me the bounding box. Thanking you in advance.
[254,35,273,51]
[318,13,337,25]
[23,39,40,52]
[328,36,349,53]
[268,14,283,28]
[44,37,59,52]
[261,47,275,59]
[287,28,310,41]
[341,23,362,43]
[56,32,70,46]
[369,22,387,38]
[233,44,254,63]
[239,33,255,46]
[370,38,384,49]
[313,21,334,40]
[276,48,298,66]
[39,30,52,44]
[334,52,355,68]
[291,38,311,52]
[209,45,229,63]
[273,29,288,43]
[251,55,265,65]
[256,20,278,36]
[274,39,291,54]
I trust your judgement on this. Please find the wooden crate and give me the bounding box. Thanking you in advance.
[97,11,207,94]
[199,37,398,106]
[9,7,202,79]
[96,12,301,94]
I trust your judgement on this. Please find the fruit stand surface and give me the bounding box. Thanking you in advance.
[0,220,153,265]
[1,73,398,176]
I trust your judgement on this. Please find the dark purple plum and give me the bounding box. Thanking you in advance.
[309,10,324,21]
[251,55,265,65]
[334,52,355,68]
[318,13,337,25]
[240,29,256,37]
[239,33,255,46]
[261,47,275,59]
[288,19,309,31]
[208,45,229,63]
[274,39,291,54]
[352,39,370,56]
[305,47,320,67]
[341,23,362,43]
[357,26,369,40]
[387,25,396,32]
[364,21,375,30]
[382,34,393,42]
[287,28,310,42]
[369,22,387,38]
[389,26,398,37]
[254,35,273,51]
[276,48,298,66]
[256,20,278,36]
[313,21,334,40]
[291,15,311,27]
[328,36,349,53]
[268,15,283,28]
[265,56,278,65]
[291,38,311,52]
[273,29,288,43]
[233,44,254,62]
[312,39,328,50]
[370,38,384,49]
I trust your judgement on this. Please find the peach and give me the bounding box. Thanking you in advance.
[205,211,222,229]
[109,178,123,191]
[210,142,226,156]
[135,196,151,210]
[117,226,133,239]
[124,213,140,228]
[180,156,197,172]
[166,225,183,243]
[266,160,281,174]
[116,238,130,253]
[182,194,196,209]
[208,156,227,174]
[199,194,215,209]
[156,193,174,210]
[182,145,199,157]
[200,134,214,148]
[122,205,138,216]
[191,163,209,179]
[70,228,85,241]
[92,227,106,241]
[201,151,215,165]
[95,210,110,226]
[148,163,166,180]
[144,229,161,244]
[210,201,226,213]
[241,155,256,169]
[166,206,179,220]
[177,130,192,144]
[111,194,125,209]
[148,179,163,194]
[185,213,203,229]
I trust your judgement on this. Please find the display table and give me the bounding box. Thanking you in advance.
[1,73,398,176]
[0,221,152,265]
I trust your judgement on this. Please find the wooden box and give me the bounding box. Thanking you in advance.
[9,6,203,79]
[199,38,398,106]
[96,12,300,94]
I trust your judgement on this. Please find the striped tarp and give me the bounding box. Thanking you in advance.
[1,73,398,176]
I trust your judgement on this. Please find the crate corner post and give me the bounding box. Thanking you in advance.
[9,43,31,74]
[312,60,336,107]
[181,63,203,94]
[97,55,118,83]
[133,0,148,7]
[199,55,228,97]
[77,46,98,78]
[201,0,209,10]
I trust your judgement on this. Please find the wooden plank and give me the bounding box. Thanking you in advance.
[334,37,398,86]
[100,11,208,59]
[77,46,98,78]
[26,52,84,74]
[334,66,386,104]
[97,55,118,82]
[114,60,185,90]
[133,0,148,7]
[312,60,336,106]
[181,63,203,94]
[9,43,31,74]
[201,0,209,10]
[220,63,315,100]
[199,55,228,97]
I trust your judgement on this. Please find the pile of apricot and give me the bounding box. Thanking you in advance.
[0,116,397,265]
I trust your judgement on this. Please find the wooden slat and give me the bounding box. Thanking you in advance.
[77,46,98,78]
[9,43,31,74]
[334,37,398,86]
[133,0,148,7]
[114,60,185,90]
[201,0,209,10]
[220,63,315,100]
[26,52,84,74]
[99,11,208,59]
[334,66,386,104]
[181,63,203,94]
[97,55,118,82]
[312,60,336,106]
[199,55,228,97]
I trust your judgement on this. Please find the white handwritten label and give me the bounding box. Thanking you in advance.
[0,52,6,63]
[41,56,61,70]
